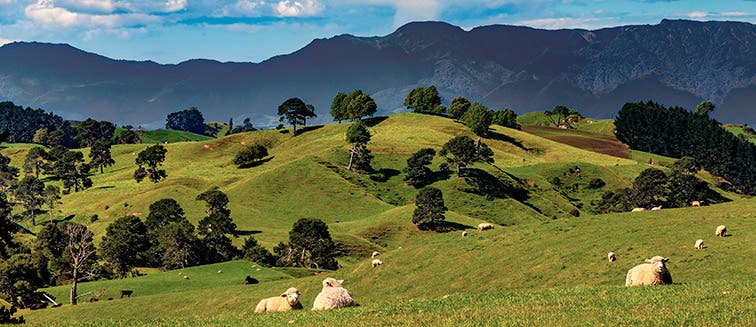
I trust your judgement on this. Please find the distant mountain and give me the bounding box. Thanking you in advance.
[0,19,754,128]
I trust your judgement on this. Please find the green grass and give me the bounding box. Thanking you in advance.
[135,129,213,144]
[723,124,756,144]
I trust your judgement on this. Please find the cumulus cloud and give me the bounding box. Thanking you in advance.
[57,0,117,13]
[164,0,187,12]
[514,17,601,29]
[25,0,159,28]
[720,11,750,17]
[274,0,323,17]
[687,11,708,18]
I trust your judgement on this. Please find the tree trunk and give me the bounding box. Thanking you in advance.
[70,268,78,305]
[346,145,356,171]
[456,163,461,177]
[31,208,35,226]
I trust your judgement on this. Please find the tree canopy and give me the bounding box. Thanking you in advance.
[278,98,316,135]
[461,103,492,137]
[439,136,494,177]
[412,187,447,231]
[74,118,115,148]
[403,148,436,188]
[166,107,206,135]
[134,144,167,183]
[233,144,268,168]
[100,215,149,278]
[404,86,443,114]
[447,96,471,121]
[274,218,338,270]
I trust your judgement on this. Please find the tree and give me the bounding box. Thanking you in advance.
[100,216,149,278]
[0,253,45,309]
[447,96,471,121]
[274,218,338,270]
[345,121,372,172]
[233,144,268,168]
[346,90,377,120]
[134,144,167,183]
[0,304,24,324]
[196,188,238,263]
[13,176,45,226]
[666,170,710,208]
[166,107,206,135]
[23,147,48,179]
[144,198,187,267]
[33,128,48,145]
[118,129,141,144]
[330,92,349,123]
[491,109,520,129]
[0,152,19,192]
[461,103,492,137]
[439,136,494,177]
[412,187,447,231]
[404,86,442,113]
[229,118,256,134]
[548,105,570,127]
[631,168,668,208]
[62,223,98,305]
[157,219,200,269]
[47,148,92,193]
[89,140,115,173]
[242,236,275,267]
[42,185,61,224]
[695,101,715,116]
[74,118,115,148]
[277,98,316,135]
[0,192,17,260]
[32,223,69,285]
[403,148,436,188]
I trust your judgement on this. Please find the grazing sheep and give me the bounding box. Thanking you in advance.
[694,239,704,249]
[245,276,259,285]
[254,287,302,313]
[477,223,494,232]
[691,200,702,207]
[607,252,616,262]
[372,259,383,268]
[312,278,355,311]
[625,256,672,287]
[462,231,468,237]
[651,205,662,211]
[217,270,223,274]
[120,290,133,298]
[631,207,645,212]
[716,225,727,237]
[183,275,189,280]
[371,251,380,258]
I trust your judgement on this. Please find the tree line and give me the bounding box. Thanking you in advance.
[614,101,755,195]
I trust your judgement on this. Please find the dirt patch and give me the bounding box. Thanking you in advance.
[522,125,630,159]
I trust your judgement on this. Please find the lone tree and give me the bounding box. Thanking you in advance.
[345,121,373,173]
[89,140,115,173]
[196,188,239,263]
[166,107,206,135]
[412,187,447,231]
[330,92,349,123]
[233,143,268,168]
[100,215,149,278]
[14,176,45,226]
[63,223,98,305]
[74,119,115,148]
[42,184,61,224]
[403,148,436,188]
[134,144,167,183]
[695,101,715,116]
[330,90,377,122]
[447,96,471,121]
[274,218,338,270]
[461,103,492,137]
[404,86,443,114]
[278,97,316,135]
[23,147,48,178]
[545,105,570,127]
[439,136,494,177]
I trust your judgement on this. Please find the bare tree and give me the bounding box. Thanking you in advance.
[63,223,97,305]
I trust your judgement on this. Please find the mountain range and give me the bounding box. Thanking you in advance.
[0,19,754,128]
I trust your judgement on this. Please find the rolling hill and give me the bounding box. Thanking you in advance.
[2,113,754,325]
[0,19,754,128]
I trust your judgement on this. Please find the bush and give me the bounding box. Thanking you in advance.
[588,178,605,189]
[569,208,580,217]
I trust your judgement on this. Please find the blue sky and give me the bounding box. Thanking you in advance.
[0,0,753,64]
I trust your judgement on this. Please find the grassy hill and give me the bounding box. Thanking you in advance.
[2,112,754,325]
[114,127,213,144]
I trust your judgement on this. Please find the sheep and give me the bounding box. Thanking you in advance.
[254,287,302,313]
[651,205,662,211]
[625,256,672,287]
[691,200,702,207]
[183,275,189,280]
[312,278,355,311]
[694,239,704,249]
[372,259,383,268]
[607,252,616,262]
[716,225,727,237]
[245,276,259,285]
[477,223,494,232]
[120,290,133,298]
[371,251,380,258]
[631,207,645,212]
[462,231,468,237]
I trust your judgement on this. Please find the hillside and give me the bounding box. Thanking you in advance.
[2,113,753,325]
[0,19,754,128]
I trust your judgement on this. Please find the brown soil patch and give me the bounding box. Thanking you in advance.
[523,126,630,159]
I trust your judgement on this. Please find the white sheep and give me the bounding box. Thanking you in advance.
[631,207,645,212]
[716,225,727,237]
[371,251,380,258]
[607,252,616,262]
[371,259,383,268]
[254,287,302,313]
[651,205,662,211]
[462,231,468,237]
[477,223,494,232]
[691,200,702,207]
[312,278,355,311]
[625,256,672,287]
[694,239,704,249]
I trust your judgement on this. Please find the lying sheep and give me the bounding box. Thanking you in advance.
[651,205,662,211]
[694,239,704,249]
[371,259,383,268]
[631,207,645,212]
[462,231,468,237]
[625,256,672,287]
[371,251,380,258]
[254,287,302,313]
[477,223,494,232]
[607,252,616,262]
[716,225,727,237]
[691,200,702,207]
[312,278,355,311]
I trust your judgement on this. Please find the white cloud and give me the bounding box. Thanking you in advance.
[0,37,12,46]
[83,26,147,41]
[164,0,187,12]
[25,0,159,28]
[58,0,117,13]
[514,17,600,29]
[687,11,708,19]
[274,0,323,17]
[366,0,442,27]
[720,11,750,17]
[236,0,266,13]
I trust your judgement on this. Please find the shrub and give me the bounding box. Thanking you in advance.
[588,178,605,189]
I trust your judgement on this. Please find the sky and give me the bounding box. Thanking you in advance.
[0,0,754,64]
